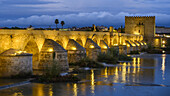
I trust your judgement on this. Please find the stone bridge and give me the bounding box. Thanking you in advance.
[0,29,146,75]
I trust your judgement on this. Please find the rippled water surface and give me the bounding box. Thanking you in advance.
[0,54,170,96]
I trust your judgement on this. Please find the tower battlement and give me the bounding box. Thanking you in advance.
[125,16,155,18]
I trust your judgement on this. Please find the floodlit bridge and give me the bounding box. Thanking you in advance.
[0,29,146,77]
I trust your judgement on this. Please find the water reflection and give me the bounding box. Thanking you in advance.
[33,84,44,96]
[0,55,166,96]
[91,70,95,95]
[99,57,155,84]
[13,92,23,96]
[73,83,78,96]
[161,54,166,80]
[49,85,53,96]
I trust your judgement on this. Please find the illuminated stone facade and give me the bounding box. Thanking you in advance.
[0,29,145,71]
[0,49,32,77]
[39,39,68,71]
[125,16,155,42]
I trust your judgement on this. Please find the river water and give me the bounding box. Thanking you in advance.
[0,54,170,96]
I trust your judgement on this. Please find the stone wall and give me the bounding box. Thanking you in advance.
[0,56,32,77]
[40,52,68,71]
[67,50,86,63]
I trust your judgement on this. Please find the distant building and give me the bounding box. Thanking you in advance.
[156,27,170,34]
[75,27,92,31]
[96,25,108,32]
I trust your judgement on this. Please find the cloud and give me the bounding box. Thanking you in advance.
[0,12,170,28]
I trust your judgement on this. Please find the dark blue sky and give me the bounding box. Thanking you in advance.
[0,0,170,28]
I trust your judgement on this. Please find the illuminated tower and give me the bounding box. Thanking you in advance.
[125,16,155,43]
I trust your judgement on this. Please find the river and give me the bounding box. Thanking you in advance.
[0,54,170,96]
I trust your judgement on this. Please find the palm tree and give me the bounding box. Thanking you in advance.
[55,19,59,29]
[61,21,65,29]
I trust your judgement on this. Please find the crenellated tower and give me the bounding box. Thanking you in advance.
[125,16,155,43]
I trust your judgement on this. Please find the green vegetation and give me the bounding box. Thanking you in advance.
[147,49,163,54]
[70,57,104,68]
[129,51,140,54]
[97,52,118,64]
[55,19,59,29]
[97,47,132,64]
[141,48,147,52]
[142,43,163,54]
[71,66,86,73]
[32,61,79,83]
[61,21,65,29]
[118,54,133,61]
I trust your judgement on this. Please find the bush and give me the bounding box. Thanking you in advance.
[97,47,119,64]
[141,48,147,52]
[97,52,118,64]
[72,66,85,73]
[97,47,133,63]
[118,54,133,61]
[71,57,104,68]
[108,47,119,57]
[32,61,80,83]
[147,49,163,54]
[143,43,163,54]
[129,51,140,54]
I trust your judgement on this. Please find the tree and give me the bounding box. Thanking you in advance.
[55,19,59,29]
[61,21,65,29]
[29,25,32,28]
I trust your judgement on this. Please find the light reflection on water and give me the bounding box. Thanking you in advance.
[73,83,77,96]
[1,54,170,96]
[161,54,166,80]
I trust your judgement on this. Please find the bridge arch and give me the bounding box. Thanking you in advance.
[112,38,118,46]
[103,34,109,45]
[23,38,39,69]
[56,40,64,47]
[66,39,86,63]
[76,38,83,47]
[92,34,98,45]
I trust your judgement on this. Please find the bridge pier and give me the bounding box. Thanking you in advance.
[135,40,143,50]
[66,39,86,63]
[85,38,101,61]
[129,41,139,51]
[126,41,134,53]
[39,39,69,71]
[141,41,147,49]
[0,49,32,77]
[100,40,109,53]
